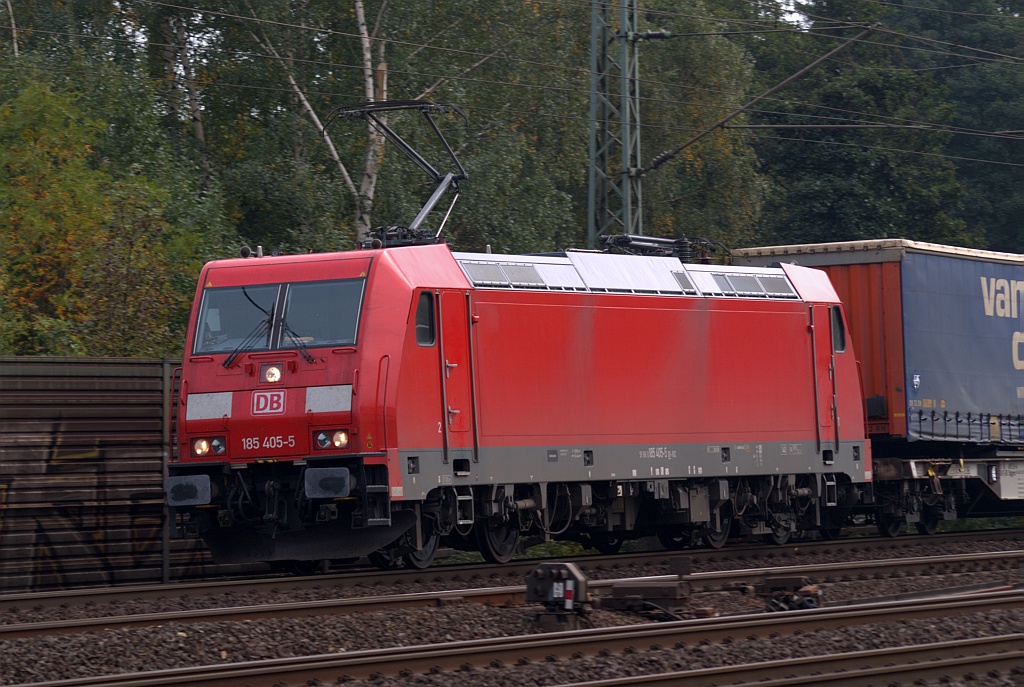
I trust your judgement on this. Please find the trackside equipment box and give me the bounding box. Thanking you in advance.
[734,239,1024,448]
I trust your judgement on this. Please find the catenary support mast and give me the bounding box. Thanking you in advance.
[587,0,643,247]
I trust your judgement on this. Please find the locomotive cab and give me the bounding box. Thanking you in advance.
[166,249,422,565]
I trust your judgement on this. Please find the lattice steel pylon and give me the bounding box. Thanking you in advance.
[587,0,643,247]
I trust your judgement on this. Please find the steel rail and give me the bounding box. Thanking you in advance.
[10,591,1024,687]
[552,635,1024,686]
[2,550,1022,639]
[679,549,1024,591]
[3,528,1019,611]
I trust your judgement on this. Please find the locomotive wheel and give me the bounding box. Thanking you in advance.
[367,550,403,570]
[269,560,322,576]
[589,532,624,555]
[656,526,690,550]
[701,513,733,549]
[476,518,519,564]
[914,512,939,536]
[403,531,440,569]
[877,514,903,538]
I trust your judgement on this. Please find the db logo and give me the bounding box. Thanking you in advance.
[252,390,286,415]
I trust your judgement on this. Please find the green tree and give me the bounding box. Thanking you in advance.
[2,0,775,258]
[0,82,109,353]
[0,79,218,356]
[68,178,193,356]
[637,0,767,247]
[874,0,1024,252]
[721,0,974,246]
[389,0,590,252]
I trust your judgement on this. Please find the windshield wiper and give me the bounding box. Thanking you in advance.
[222,318,271,369]
[221,286,277,369]
[242,286,273,318]
[281,321,316,363]
[221,287,316,367]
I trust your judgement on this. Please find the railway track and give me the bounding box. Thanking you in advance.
[2,547,1021,640]
[558,634,1024,687]
[3,528,1019,615]
[10,590,1024,687]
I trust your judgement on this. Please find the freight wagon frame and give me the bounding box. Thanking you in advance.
[735,239,1024,535]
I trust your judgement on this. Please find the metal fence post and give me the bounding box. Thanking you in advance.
[161,358,172,584]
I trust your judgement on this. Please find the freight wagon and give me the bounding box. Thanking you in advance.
[734,239,1024,535]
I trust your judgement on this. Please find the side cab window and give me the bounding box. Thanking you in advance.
[831,306,847,353]
[415,292,435,346]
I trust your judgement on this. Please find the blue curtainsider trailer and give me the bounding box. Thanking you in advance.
[734,239,1024,518]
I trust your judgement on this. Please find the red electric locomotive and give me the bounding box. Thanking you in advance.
[165,239,871,568]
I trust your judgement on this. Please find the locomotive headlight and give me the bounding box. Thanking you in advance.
[314,430,349,450]
[192,436,227,457]
[262,365,282,383]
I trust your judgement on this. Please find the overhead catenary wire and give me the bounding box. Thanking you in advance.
[125,2,1024,139]
[0,23,929,131]
[753,132,1024,167]
[2,17,1018,147]
[0,3,1019,171]
[6,0,1023,116]
[639,25,876,178]
[2,29,1021,182]
[133,0,1024,83]
[874,0,1024,20]
[6,50,1021,155]
[794,5,1024,62]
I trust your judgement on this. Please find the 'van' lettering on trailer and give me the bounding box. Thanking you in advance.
[252,390,286,415]
[980,277,1024,318]
[981,277,1024,372]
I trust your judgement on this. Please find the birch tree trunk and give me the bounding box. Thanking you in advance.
[353,0,387,243]
[237,0,382,244]
[4,0,18,57]
[174,19,211,190]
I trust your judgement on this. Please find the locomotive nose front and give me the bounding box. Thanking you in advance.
[167,255,369,522]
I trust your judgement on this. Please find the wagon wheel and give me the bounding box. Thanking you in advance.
[818,526,843,540]
[656,526,691,551]
[876,513,903,538]
[701,512,733,549]
[589,532,624,555]
[403,530,441,569]
[476,517,520,564]
[914,511,939,536]
[763,522,792,546]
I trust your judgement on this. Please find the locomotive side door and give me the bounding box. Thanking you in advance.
[811,304,839,456]
[438,290,476,466]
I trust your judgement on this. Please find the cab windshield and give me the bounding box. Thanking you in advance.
[193,278,365,355]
